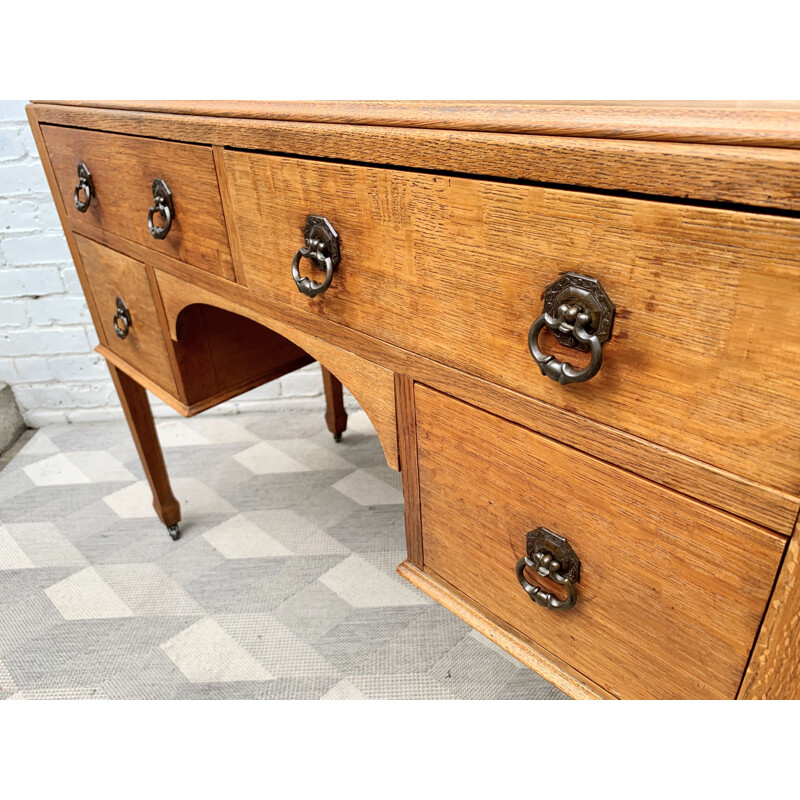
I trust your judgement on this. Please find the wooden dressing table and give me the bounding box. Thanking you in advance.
[27,101,800,699]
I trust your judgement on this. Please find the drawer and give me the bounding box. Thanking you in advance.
[42,125,235,280]
[413,384,785,699]
[75,236,178,395]
[225,151,800,497]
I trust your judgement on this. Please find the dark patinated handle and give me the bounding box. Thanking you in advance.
[528,306,603,385]
[528,272,615,386]
[291,216,341,299]
[113,296,132,340]
[292,245,335,298]
[148,178,174,239]
[516,528,581,611]
[516,552,578,611]
[74,163,94,212]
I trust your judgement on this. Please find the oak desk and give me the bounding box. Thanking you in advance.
[27,101,800,699]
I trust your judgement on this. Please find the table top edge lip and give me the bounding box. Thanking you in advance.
[28,100,800,149]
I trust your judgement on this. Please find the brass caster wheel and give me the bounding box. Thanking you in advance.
[167,524,180,541]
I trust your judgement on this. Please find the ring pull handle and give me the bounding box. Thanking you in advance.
[113,296,132,340]
[515,528,581,611]
[148,178,174,239]
[291,215,341,298]
[528,272,615,385]
[73,163,94,212]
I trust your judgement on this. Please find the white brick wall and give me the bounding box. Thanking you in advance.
[0,100,354,426]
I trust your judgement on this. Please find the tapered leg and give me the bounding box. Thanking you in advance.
[321,365,347,442]
[108,363,182,539]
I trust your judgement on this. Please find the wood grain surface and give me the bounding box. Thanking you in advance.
[108,363,180,528]
[29,105,800,212]
[41,124,234,279]
[75,236,178,394]
[225,151,800,497]
[25,108,107,338]
[321,366,348,440]
[173,303,313,406]
[33,101,800,147]
[28,102,800,700]
[155,269,399,470]
[395,375,423,567]
[414,385,785,699]
[68,221,796,533]
[739,525,800,699]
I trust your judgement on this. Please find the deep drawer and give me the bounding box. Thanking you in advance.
[224,151,800,498]
[42,125,235,280]
[75,236,178,395]
[413,384,785,699]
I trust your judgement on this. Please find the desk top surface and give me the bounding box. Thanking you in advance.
[32,100,800,148]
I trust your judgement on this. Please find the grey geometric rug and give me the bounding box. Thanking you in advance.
[0,405,566,700]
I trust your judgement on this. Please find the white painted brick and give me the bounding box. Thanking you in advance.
[0,267,63,298]
[5,357,51,382]
[0,327,89,357]
[233,401,279,413]
[0,359,18,383]
[0,160,49,195]
[235,396,326,414]
[0,126,25,161]
[27,296,90,326]
[0,199,40,231]
[233,381,282,402]
[46,354,108,382]
[0,101,27,123]
[23,409,69,426]
[296,362,321,373]
[60,265,83,294]
[280,370,323,397]
[151,404,185,419]
[187,402,235,417]
[1,232,71,266]
[67,407,125,423]
[86,326,99,348]
[36,200,62,231]
[0,300,29,326]
[17,124,38,159]
[12,381,110,410]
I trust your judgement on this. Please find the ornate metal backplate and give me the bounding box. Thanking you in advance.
[303,215,340,273]
[525,527,581,585]
[541,272,615,352]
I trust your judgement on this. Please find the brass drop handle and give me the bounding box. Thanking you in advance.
[74,163,94,212]
[528,272,615,385]
[516,528,581,611]
[291,215,341,298]
[148,178,174,239]
[113,296,132,339]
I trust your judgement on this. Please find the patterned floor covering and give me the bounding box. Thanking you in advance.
[0,405,565,700]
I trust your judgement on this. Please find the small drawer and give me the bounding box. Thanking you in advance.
[42,125,235,280]
[75,235,178,395]
[413,384,785,699]
[224,151,800,499]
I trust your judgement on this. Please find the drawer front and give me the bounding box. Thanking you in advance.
[414,384,785,699]
[225,151,800,497]
[43,125,235,280]
[75,236,178,395]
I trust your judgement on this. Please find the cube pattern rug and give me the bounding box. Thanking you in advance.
[0,405,566,700]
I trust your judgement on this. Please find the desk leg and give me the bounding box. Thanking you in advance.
[321,366,347,442]
[108,363,182,540]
